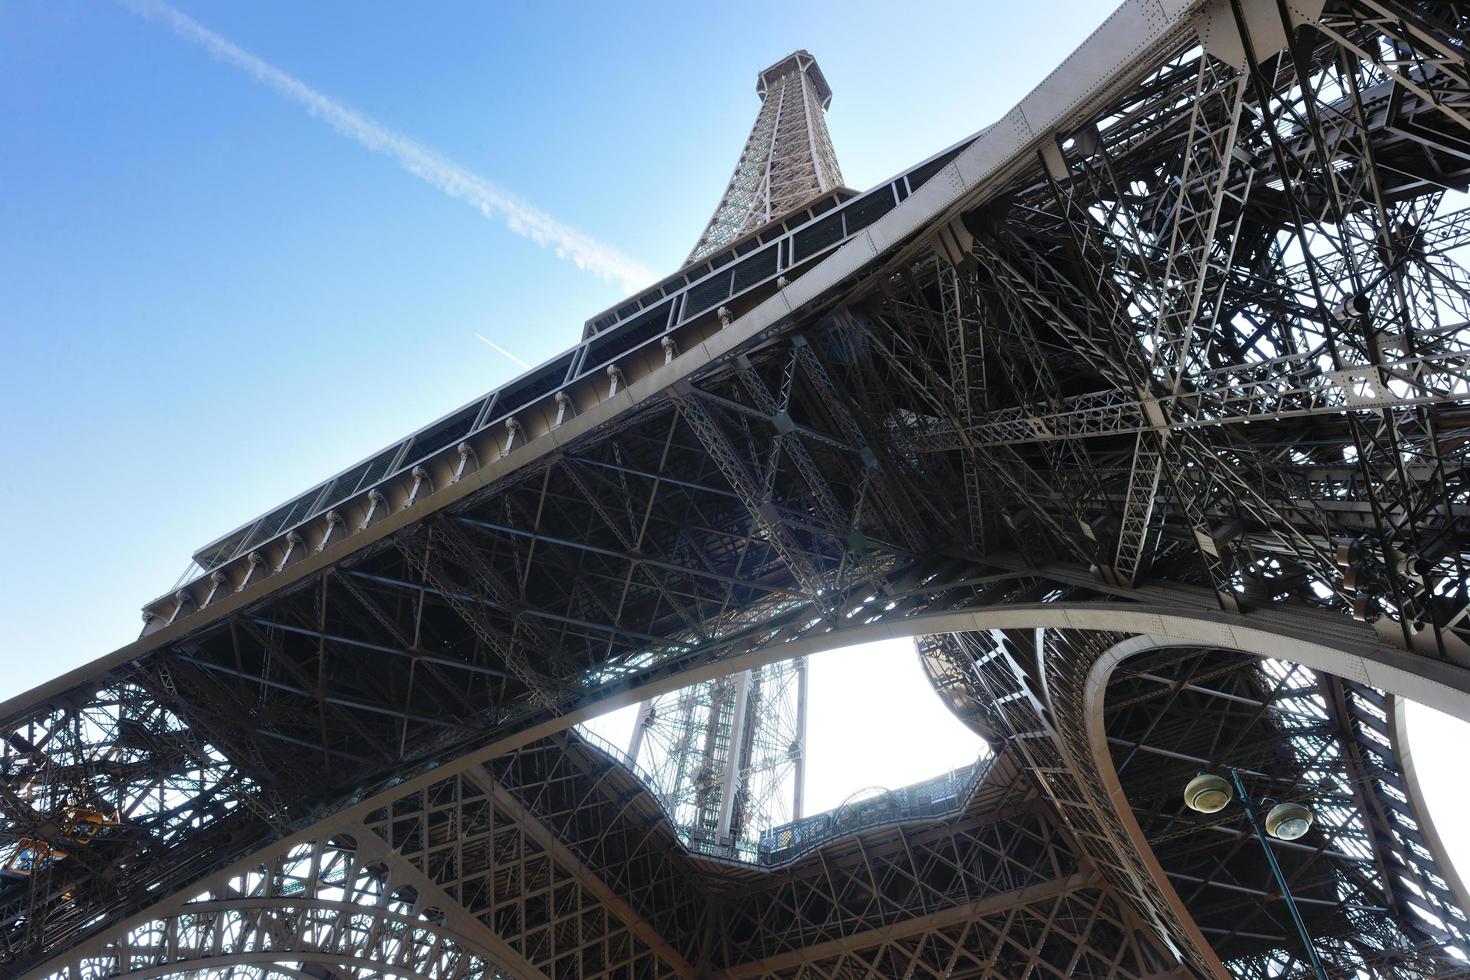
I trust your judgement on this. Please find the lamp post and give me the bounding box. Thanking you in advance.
[1183,768,1328,980]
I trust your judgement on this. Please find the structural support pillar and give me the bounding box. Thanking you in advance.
[793,657,808,820]
[716,669,754,845]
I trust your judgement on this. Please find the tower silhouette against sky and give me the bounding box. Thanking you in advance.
[686,51,844,264]
[620,50,849,861]
[6,3,1470,978]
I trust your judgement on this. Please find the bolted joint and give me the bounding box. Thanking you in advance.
[238,550,266,591]
[276,531,306,572]
[202,570,230,608]
[1333,293,1371,321]
[317,510,346,552]
[167,589,195,626]
[406,466,434,507]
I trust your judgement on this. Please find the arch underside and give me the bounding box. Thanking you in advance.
[32,606,1470,980]
[922,624,1470,978]
[6,0,1470,976]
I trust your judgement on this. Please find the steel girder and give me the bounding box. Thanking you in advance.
[31,722,1173,980]
[920,618,1470,977]
[38,826,522,980]
[1105,644,1470,976]
[5,0,1470,976]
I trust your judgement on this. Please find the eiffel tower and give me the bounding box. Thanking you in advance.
[620,49,847,863]
[6,2,1470,977]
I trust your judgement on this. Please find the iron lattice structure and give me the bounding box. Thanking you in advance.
[622,654,805,860]
[6,1,1470,977]
[685,50,845,265]
[619,50,845,853]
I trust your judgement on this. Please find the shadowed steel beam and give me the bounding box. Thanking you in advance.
[458,767,698,976]
[713,872,1096,979]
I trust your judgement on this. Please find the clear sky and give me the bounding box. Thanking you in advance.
[3,0,1468,891]
[582,639,988,818]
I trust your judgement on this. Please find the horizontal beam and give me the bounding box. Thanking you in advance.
[173,653,465,730]
[454,517,803,598]
[246,617,512,679]
[712,871,1095,979]
[1162,871,1386,912]
[343,571,670,644]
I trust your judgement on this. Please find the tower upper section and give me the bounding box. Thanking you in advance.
[685,50,844,265]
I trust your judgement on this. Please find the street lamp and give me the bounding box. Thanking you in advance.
[1183,768,1327,980]
[1183,772,1233,813]
[1265,801,1314,841]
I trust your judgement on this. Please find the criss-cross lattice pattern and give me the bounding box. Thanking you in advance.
[686,50,844,264]
[7,2,1470,976]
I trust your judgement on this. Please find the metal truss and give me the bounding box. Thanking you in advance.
[39,827,516,979]
[920,609,1470,977]
[7,1,1470,976]
[1104,644,1470,976]
[686,51,845,264]
[623,654,804,860]
[721,888,1150,980]
[704,753,1156,979]
[361,760,694,978]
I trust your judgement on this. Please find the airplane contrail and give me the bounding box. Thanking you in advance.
[119,0,655,293]
[475,333,530,369]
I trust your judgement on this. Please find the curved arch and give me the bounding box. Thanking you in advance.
[1080,635,1226,977]
[120,966,321,980]
[71,900,493,980]
[1391,695,1470,926]
[31,601,1470,980]
[34,834,515,980]
[1081,633,1470,977]
[111,950,453,980]
[587,603,1470,734]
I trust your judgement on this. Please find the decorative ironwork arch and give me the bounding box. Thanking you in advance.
[7,1,1470,975]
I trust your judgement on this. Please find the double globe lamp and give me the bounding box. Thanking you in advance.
[1182,769,1327,980]
[1184,772,1315,839]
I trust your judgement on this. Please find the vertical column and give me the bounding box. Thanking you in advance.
[715,669,754,845]
[793,657,808,820]
[626,700,653,764]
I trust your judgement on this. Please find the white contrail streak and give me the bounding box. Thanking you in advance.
[475,332,530,369]
[119,0,655,293]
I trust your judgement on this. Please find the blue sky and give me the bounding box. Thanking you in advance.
[4,0,1469,887]
[0,0,1119,688]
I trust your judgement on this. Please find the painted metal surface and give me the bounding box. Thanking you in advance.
[7,0,1470,976]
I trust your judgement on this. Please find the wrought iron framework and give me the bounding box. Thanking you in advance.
[6,1,1470,976]
[622,654,805,860]
[686,50,845,265]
